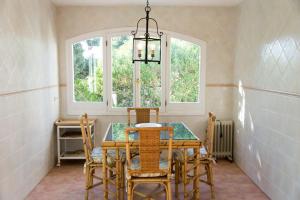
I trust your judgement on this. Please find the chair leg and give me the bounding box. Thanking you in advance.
[127,180,133,200]
[85,190,88,200]
[167,181,172,200]
[86,165,91,188]
[205,164,209,177]
[109,170,114,178]
[208,164,215,199]
[90,168,95,187]
[175,160,180,198]
[179,163,183,181]
[163,183,168,200]
[85,165,90,200]
[91,168,95,188]
[182,163,187,199]
[85,165,89,187]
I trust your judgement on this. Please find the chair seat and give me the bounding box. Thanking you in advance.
[126,156,168,178]
[91,147,125,166]
[173,147,208,163]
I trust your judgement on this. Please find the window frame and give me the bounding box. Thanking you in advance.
[165,33,206,115]
[106,31,137,114]
[66,31,108,115]
[65,28,206,116]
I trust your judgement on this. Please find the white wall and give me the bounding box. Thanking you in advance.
[56,6,237,142]
[0,0,59,199]
[233,0,300,199]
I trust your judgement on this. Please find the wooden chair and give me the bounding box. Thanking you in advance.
[127,107,159,125]
[80,114,121,200]
[200,112,216,199]
[125,127,174,200]
[174,112,216,199]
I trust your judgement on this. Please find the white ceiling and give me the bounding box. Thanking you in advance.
[51,0,244,6]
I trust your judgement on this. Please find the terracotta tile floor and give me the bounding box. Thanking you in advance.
[26,160,269,200]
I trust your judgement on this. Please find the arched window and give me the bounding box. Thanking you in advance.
[66,28,206,115]
[72,37,104,103]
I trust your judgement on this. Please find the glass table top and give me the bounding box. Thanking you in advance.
[104,122,199,142]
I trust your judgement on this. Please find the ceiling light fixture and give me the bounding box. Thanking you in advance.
[132,0,163,64]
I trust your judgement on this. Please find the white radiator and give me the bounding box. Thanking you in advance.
[213,120,234,161]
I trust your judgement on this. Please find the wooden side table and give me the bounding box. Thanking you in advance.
[55,119,96,166]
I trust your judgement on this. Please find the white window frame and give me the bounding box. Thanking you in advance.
[65,28,206,116]
[165,33,206,115]
[66,31,108,115]
[106,31,137,114]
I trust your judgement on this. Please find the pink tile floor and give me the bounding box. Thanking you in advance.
[26,160,269,200]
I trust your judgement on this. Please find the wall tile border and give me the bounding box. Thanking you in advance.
[0,85,60,97]
[233,85,300,98]
[206,83,300,98]
[206,83,235,87]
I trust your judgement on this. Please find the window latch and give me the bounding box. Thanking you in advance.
[135,78,140,84]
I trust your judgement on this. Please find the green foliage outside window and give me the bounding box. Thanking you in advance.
[111,36,134,107]
[73,38,103,102]
[170,38,200,103]
[141,62,161,107]
[72,36,201,106]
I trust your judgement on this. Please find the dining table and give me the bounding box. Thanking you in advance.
[101,122,202,200]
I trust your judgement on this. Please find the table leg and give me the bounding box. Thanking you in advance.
[193,148,197,194]
[194,147,201,200]
[116,148,120,200]
[102,149,108,200]
[120,157,125,200]
[183,148,188,200]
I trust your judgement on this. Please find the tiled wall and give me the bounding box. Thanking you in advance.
[56,6,237,141]
[233,0,300,199]
[0,0,59,199]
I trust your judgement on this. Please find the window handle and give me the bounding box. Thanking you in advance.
[135,78,140,84]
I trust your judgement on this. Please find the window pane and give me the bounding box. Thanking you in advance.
[111,36,134,108]
[73,37,103,102]
[170,38,200,103]
[140,62,161,107]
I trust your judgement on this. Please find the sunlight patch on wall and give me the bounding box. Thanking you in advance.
[248,144,252,151]
[256,151,262,168]
[257,171,262,182]
[238,80,246,128]
[249,112,254,133]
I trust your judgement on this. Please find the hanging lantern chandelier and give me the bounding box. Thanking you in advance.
[132,0,163,64]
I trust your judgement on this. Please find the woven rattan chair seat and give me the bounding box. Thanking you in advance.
[91,147,125,167]
[173,147,207,163]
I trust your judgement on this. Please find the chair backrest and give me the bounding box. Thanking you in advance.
[127,107,159,125]
[206,112,216,157]
[80,113,93,162]
[125,127,173,175]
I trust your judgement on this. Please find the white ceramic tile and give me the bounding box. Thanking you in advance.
[0,0,59,199]
[233,0,300,199]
